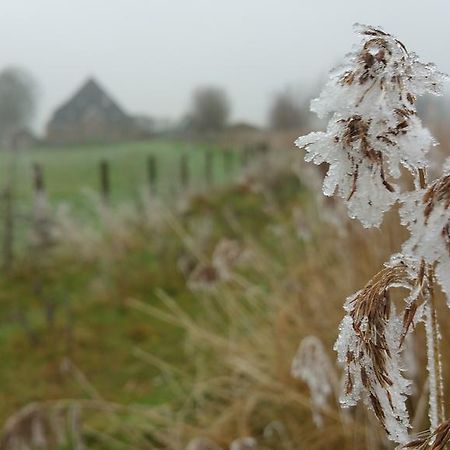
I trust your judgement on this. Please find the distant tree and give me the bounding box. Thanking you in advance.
[268,89,304,131]
[0,67,37,147]
[189,86,230,134]
[0,68,37,269]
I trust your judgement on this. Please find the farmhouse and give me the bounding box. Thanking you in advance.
[46,77,139,145]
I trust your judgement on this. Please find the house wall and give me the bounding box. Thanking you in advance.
[46,120,139,145]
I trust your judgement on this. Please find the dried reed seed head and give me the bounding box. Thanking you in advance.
[291,336,335,427]
[422,174,450,287]
[212,239,242,266]
[423,175,450,224]
[186,437,223,450]
[335,263,420,442]
[212,238,244,279]
[0,402,75,450]
[186,239,247,291]
[296,23,447,228]
[229,437,258,450]
[402,418,450,450]
[349,266,406,342]
[349,261,424,367]
[342,25,439,100]
[187,263,220,291]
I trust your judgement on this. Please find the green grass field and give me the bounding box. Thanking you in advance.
[0,140,243,251]
[0,140,240,216]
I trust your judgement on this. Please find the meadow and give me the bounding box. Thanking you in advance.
[0,139,246,256]
[0,140,240,215]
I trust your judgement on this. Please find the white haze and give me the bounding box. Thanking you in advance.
[0,0,449,133]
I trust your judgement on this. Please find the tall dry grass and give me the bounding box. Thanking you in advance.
[126,192,420,449]
[1,122,450,449]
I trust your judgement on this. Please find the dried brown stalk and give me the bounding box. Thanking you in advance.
[402,418,450,449]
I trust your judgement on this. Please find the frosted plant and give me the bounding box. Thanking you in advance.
[296,24,446,228]
[295,23,450,447]
[291,336,336,427]
[229,437,257,450]
[28,191,57,252]
[400,172,450,305]
[0,402,83,450]
[334,265,418,442]
[399,418,450,450]
[186,239,246,292]
[212,238,243,281]
[186,437,222,450]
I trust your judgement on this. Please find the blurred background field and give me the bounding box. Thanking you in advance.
[0,1,450,450]
[0,140,238,213]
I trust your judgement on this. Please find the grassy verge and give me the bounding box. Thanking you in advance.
[0,159,305,427]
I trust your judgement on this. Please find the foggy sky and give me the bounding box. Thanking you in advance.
[1,0,450,132]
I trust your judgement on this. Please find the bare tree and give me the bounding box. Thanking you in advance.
[268,88,305,131]
[189,86,230,134]
[0,67,37,269]
[0,67,37,147]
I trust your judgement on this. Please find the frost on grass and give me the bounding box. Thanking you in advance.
[296,24,447,227]
[333,266,416,443]
[400,174,450,305]
[186,437,222,450]
[294,22,450,446]
[423,304,442,431]
[291,336,335,427]
[229,437,257,450]
[400,418,450,449]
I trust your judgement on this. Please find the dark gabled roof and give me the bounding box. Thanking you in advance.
[49,77,129,126]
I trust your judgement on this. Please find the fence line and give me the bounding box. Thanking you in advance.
[99,159,111,204]
[2,185,14,270]
[32,163,45,194]
[180,153,189,189]
[0,144,270,264]
[204,150,213,186]
[147,155,157,194]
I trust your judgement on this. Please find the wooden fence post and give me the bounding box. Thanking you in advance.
[99,159,110,204]
[205,150,213,185]
[180,153,189,190]
[32,162,45,194]
[223,149,233,177]
[241,148,250,168]
[147,155,157,194]
[258,142,269,156]
[2,185,14,270]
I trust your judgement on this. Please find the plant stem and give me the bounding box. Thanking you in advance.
[428,268,446,425]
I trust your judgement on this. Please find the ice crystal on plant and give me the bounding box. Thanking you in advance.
[334,266,415,443]
[423,304,441,430]
[186,437,222,450]
[296,24,447,227]
[229,437,257,450]
[28,191,58,253]
[291,336,335,427]
[399,418,450,449]
[400,175,450,305]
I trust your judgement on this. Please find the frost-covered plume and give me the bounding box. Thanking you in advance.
[28,191,57,251]
[334,265,420,443]
[398,418,450,450]
[291,336,336,427]
[294,22,450,446]
[400,172,450,305]
[296,24,447,227]
[229,437,257,450]
[186,437,222,450]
